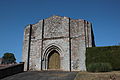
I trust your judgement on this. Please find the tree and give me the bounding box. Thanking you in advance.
[2,53,16,64]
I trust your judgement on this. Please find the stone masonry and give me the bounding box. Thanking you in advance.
[22,16,95,71]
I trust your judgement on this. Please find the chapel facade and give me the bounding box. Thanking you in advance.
[22,16,95,71]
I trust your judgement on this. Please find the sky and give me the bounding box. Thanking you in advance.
[0,0,120,62]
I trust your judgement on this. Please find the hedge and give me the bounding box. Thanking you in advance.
[87,63,112,72]
[86,46,120,71]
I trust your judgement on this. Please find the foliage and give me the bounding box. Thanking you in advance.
[87,63,112,72]
[2,53,16,64]
[86,46,120,71]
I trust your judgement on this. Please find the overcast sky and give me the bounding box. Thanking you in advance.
[0,0,120,62]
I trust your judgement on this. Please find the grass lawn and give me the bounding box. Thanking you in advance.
[74,71,120,80]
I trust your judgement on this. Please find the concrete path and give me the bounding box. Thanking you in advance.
[1,71,78,80]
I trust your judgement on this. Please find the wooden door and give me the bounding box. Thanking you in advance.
[48,51,60,69]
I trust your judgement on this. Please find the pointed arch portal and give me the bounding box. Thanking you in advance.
[42,45,61,70]
[48,50,60,69]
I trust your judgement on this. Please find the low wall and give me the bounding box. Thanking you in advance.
[0,62,24,79]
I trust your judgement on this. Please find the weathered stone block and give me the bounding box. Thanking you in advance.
[44,16,69,38]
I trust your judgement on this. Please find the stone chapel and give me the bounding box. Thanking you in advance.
[22,16,95,71]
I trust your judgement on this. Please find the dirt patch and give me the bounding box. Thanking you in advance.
[74,71,120,80]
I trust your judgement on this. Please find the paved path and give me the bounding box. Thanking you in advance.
[1,71,78,80]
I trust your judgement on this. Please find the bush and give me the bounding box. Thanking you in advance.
[86,46,120,70]
[87,63,112,72]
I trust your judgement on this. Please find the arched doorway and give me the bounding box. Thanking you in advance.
[48,50,60,70]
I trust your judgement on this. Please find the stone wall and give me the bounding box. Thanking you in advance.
[29,20,43,70]
[70,19,86,71]
[0,63,24,79]
[42,16,70,71]
[22,25,31,71]
[44,16,69,38]
[42,38,70,71]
